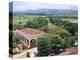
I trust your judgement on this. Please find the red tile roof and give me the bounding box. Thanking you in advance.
[16,28,44,39]
[20,28,42,35]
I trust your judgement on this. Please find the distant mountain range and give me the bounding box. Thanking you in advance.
[9,2,78,15]
[16,9,77,15]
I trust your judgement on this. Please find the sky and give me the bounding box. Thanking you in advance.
[9,1,78,12]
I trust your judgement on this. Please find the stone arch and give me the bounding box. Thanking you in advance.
[30,39,36,48]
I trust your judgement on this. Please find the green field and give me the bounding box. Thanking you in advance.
[62,18,78,23]
[13,15,36,26]
[13,15,46,26]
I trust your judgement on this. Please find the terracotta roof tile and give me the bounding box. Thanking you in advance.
[16,28,44,39]
[20,28,42,35]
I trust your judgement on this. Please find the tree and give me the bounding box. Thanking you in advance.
[39,25,49,32]
[13,24,21,29]
[63,36,76,48]
[55,28,71,38]
[37,34,64,56]
[26,17,48,29]
[48,34,64,54]
[64,23,78,35]
[19,21,22,25]
[37,37,51,56]
[49,16,62,26]
[47,15,53,22]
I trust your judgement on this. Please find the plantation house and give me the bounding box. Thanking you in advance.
[15,28,44,48]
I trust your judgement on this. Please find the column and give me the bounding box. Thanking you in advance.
[28,39,31,48]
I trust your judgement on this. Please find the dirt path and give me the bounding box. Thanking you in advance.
[13,47,37,58]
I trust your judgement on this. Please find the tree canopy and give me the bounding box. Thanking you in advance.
[36,34,76,56]
[26,17,48,29]
[37,34,63,56]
